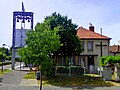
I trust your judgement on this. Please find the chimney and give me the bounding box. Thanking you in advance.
[89,23,94,32]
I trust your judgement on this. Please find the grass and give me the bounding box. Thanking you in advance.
[43,76,112,87]
[0,69,11,76]
[24,71,36,79]
[24,71,115,87]
[84,74,101,77]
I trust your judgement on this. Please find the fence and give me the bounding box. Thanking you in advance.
[53,65,100,77]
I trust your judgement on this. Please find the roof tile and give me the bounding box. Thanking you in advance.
[77,26,111,40]
[109,45,120,53]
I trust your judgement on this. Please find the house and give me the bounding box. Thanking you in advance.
[109,45,120,56]
[77,25,111,72]
[54,25,111,76]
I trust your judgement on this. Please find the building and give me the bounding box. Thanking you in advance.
[109,45,120,56]
[77,25,111,72]
[54,25,111,76]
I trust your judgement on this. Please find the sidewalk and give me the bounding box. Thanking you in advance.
[19,67,40,86]
[0,70,28,85]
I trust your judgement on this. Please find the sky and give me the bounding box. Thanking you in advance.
[0,0,120,47]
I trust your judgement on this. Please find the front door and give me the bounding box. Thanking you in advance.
[88,56,94,66]
[88,56,94,73]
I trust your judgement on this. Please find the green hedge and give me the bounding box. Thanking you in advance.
[0,62,12,66]
[100,55,120,66]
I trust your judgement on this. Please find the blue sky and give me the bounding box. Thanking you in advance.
[0,0,120,47]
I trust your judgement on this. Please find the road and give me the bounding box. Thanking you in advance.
[1,63,120,90]
[3,62,25,70]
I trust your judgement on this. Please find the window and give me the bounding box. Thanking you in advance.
[87,41,94,51]
[81,41,84,51]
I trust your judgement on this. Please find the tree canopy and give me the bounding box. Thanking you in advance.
[18,12,83,75]
[18,20,61,75]
[44,12,82,56]
[0,48,11,61]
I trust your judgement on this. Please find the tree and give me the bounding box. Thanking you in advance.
[19,12,83,74]
[0,47,11,61]
[0,51,7,60]
[44,12,82,57]
[19,22,61,72]
[18,21,61,90]
[0,52,3,60]
[18,12,83,90]
[18,47,29,66]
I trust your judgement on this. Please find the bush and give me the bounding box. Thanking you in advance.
[100,55,120,66]
[15,58,20,62]
[0,61,12,66]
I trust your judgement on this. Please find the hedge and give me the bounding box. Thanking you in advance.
[0,61,12,66]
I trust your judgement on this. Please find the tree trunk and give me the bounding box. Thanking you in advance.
[40,65,42,90]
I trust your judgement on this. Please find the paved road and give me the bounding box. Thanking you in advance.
[0,70,71,90]
[0,70,27,85]
[1,85,120,90]
[3,62,24,70]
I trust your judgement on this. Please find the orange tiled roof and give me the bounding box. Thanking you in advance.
[77,26,111,40]
[109,45,120,53]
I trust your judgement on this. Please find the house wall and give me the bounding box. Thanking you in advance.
[54,39,110,75]
[81,39,110,68]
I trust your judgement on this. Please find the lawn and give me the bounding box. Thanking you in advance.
[24,71,36,79]
[0,69,11,76]
[24,71,114,87]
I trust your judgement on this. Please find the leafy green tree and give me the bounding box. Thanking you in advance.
[0,52,3,60]
[0,48,7,54]
[18,22,61,74]
[18,47,28,66]
[0,51,7,61]
[18,12,83,90]
[0,47,11,61]
[44,12,82,56]
[19,12,83,75]
[6,55,12,61]
[18,46,35,68]
[18,22,61,90]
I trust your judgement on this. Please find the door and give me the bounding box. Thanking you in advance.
[88,56,94,73]
[88,56,94,66]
